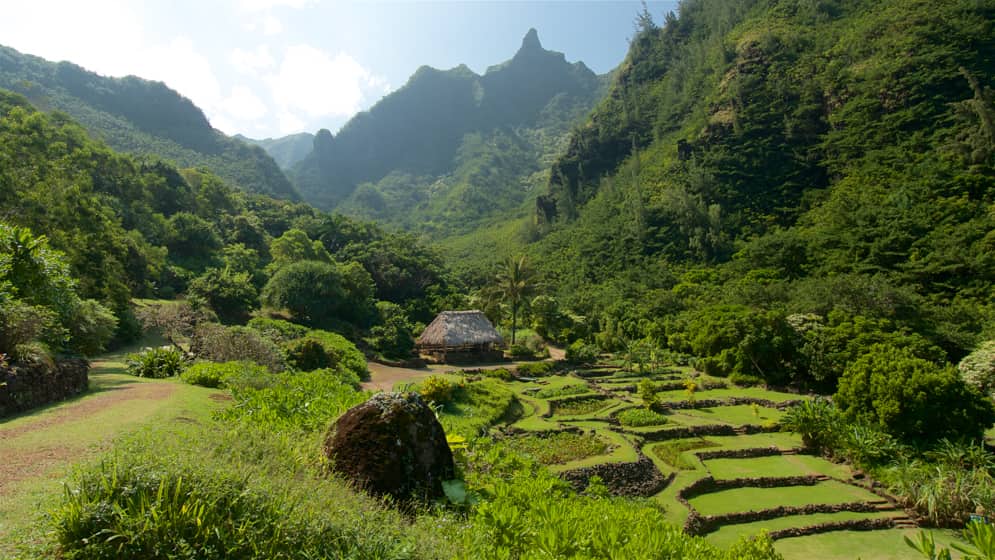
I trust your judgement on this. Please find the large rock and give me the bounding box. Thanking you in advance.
[323,392,454,502]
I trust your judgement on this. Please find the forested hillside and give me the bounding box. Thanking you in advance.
[520,0,994,391]
[0,45,300,200]
[0,90,448,353]
[238,132,314,170]
[291,29,606,236]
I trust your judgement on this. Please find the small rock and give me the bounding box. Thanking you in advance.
[324,392,454,502]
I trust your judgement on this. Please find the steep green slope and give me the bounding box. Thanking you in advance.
[238,132,314,170]
[291,29,605,235]
[525,0,994,373]
[0,45,300,200]
[0,89,449,343]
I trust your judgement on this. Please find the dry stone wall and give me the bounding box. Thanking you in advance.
[0,358,89,418]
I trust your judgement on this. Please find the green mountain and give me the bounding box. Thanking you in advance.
[0,45,300,201]
[237,132,314,170]
[291,29,606,235]
[519,0,994,381]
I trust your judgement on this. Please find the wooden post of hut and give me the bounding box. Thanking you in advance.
[416,310,505,364]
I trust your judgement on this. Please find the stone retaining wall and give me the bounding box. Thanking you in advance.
[767,518,895,540]
[658,397,804,410]
[559,455,672,497]
[623,422,781,442]
[686,501,880,535]
[678,475,822,501]
[0,358,89,418]
[694,446,786,460]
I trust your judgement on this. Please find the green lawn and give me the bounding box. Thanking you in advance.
[706,511,901,548]
[680,405,784,425]
[705,432,802,450]
[689,481,882,516]
[776,528,969,560]
[706,454,853,480]
[0,370,224,558]
[655,387,806,403]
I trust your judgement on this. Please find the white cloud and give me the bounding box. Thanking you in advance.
[0,0,144,77]
[261,15,284,35]
[141,37,223,113]
[236,0,314,12]
[268,45,388,128]
[231,45,275,75]
[222,86,268,121]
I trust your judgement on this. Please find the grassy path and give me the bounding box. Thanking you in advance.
[0,350,224,557]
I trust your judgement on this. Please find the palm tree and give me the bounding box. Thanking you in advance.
[488,256,537,345]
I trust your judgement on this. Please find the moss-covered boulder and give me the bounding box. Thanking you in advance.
[323,392,454,502]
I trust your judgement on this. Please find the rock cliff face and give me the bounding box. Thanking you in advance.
[324,392,454,502]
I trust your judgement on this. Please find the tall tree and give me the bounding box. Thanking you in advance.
[489,256,537,345]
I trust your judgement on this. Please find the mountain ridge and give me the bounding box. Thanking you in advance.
[0,44,300,201]
[289,29,607,234]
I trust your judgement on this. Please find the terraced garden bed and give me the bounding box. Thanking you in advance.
[549,395,614,417]
[502,430,612,465]
[486,366,917,557]
[688,481,883,516]
[706,454,851,480]
[707,511,903,547]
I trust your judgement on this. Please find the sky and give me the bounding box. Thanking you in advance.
[0,0,678,139]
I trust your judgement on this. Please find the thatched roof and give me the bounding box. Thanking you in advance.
[417,310,503,348]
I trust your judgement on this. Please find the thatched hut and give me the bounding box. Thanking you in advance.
[417,310,504,363]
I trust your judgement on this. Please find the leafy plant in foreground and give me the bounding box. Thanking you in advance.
[125,347,184,378]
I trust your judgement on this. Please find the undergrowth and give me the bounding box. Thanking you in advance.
[502,431,610,465]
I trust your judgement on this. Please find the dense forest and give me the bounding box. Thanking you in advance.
[0,89,451,362]
[2,0,995,558]
[514,0,995,393]
[0,45,300,200]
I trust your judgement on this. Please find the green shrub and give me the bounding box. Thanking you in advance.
[366,301,416,359]
[65,299,118,356]
[260,260,375,329]
[507,343,535,358]
[51,454,416,560]
[479,367,514,381]
[464,463,781,559]
[651,438,719,470]
[781,399,843,450]
[437,379,516,438]
[218,369,367,432]
[836,344,995,442]
[419,375,457,405]
[617,407,669,427]
[552,396,608,416]
[517,361,555,376]
[283,329,368,380]
[125,347,184,378]
[565,340,599,364]
[180,361,268,388]
[191,323,285,372]
[502,431,609,465]
[729,371,764,386]
[534,383,589,399]
[188,268,258,325]
[638,378,658,409]
[246,317,309,344]
[959,340,995,398]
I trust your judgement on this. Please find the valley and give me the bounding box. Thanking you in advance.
[1,0,994,558]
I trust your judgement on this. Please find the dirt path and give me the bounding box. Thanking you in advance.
[0,382,175,443]
[362,360,528,392]
[0,380,180,498]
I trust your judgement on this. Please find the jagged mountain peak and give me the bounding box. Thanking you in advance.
[520,28,542,52]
